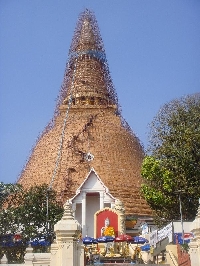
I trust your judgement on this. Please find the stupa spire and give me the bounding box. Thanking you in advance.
[56,9,119,115]
[18,10,151,217]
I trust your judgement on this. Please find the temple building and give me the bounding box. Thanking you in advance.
[18,9,152,237]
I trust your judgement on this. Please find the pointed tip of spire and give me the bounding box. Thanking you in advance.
[69,8,104,54]
[79,8,95,23]
[82,8,93,14]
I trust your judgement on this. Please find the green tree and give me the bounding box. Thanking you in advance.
[0,183,23,235]
[0,183,64,262]
[14,184,64,241]
[0,182,22,208]
[141,93,200,221]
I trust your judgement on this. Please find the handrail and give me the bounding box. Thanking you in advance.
[168,250,178,266]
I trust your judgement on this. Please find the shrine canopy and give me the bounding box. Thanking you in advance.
[115,234,132,242]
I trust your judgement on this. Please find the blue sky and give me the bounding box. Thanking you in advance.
[0,0,200,184]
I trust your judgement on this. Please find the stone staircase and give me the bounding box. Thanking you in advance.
[152,236,169,257]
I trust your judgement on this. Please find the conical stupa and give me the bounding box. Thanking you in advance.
[18,9,152,216]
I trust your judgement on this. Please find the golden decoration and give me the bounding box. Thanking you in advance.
[103,226,115,237]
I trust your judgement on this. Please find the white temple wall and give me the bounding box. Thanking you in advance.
[172,221,193,233]
[83,171,102,190]
[75,203,82,225]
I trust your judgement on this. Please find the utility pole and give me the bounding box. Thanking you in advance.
[179,192,184,244]
[175,190,184,244]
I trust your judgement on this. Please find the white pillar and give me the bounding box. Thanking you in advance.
[1,254,8,264]
[100,192,104,209]
[24,245,34,265]
[188,199,200,266]
[51,201,82,266]
[82,192,86,236]
[72,202,76,218]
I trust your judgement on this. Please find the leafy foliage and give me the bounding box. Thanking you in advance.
[0,183,64,263]
[0,183,23,235]
[0,182,22,210]
[15,184,64,241]
[141,93,200,221]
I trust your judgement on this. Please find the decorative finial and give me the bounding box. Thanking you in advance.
[62,200,74,220]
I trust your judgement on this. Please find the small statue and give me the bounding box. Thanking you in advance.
[101,248,106,256]
[101,217,115,256]
[101,217,115,237]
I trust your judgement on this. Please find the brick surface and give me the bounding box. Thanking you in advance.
[18,105,152,215]
[18,10,152,217]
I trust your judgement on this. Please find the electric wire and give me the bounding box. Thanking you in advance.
[46,59,78,225]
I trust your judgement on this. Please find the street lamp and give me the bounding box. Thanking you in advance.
[175,190,184,245]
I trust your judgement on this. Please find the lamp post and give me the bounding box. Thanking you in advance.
[179,192,184,245]
[175,190,184,245]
